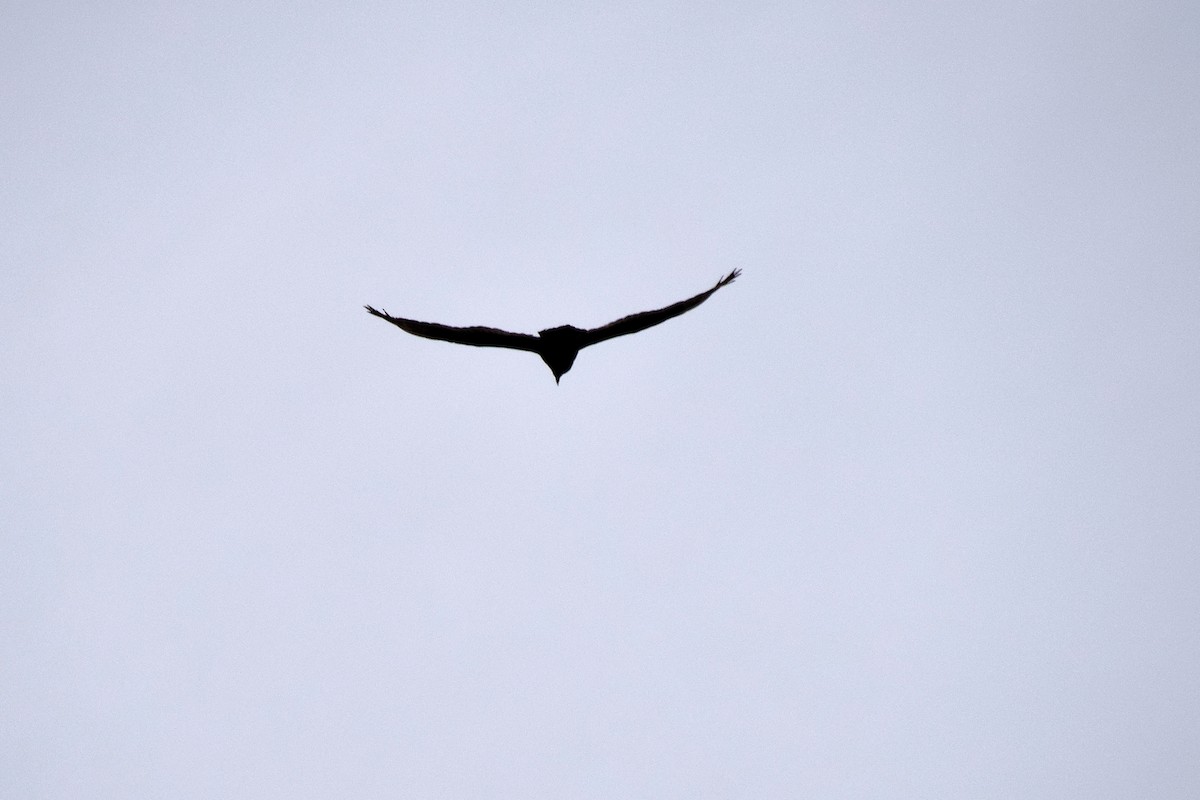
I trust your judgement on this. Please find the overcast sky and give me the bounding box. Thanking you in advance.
[4,2,1199,797]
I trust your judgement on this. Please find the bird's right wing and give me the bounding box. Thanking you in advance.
[365,306,539,351]
[580,269,741,347]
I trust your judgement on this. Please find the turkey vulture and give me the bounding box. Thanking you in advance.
[365,269,740,383]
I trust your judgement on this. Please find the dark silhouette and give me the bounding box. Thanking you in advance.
[365,269,740,383]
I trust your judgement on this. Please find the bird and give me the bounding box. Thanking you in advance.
[365,269,740,383]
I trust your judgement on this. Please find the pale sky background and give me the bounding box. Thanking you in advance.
[3,2,1199,797]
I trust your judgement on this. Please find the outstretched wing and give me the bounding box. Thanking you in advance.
[581,269,741,348]
[364,306,539,351]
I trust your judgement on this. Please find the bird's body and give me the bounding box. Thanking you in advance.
[365,269,740,382]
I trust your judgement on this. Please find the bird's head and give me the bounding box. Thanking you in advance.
[548,359,574,384]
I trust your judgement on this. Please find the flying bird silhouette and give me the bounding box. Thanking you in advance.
[365,269,740,383]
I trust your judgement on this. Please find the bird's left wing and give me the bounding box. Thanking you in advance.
[365,306,539,351]
[580,269,741,348]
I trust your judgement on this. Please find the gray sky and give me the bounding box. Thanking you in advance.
[4,2,1199,797]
